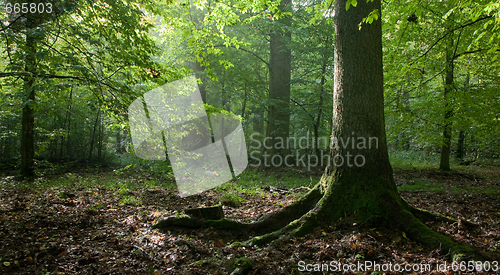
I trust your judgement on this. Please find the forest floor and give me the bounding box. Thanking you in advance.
[0,162,499,274]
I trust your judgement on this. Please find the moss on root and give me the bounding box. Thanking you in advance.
[152,185,322,234]
[152,178,497,262]
[250,184,323,233]
[410,206,457,223]
[249,210,321,246]
[397,209,481,261]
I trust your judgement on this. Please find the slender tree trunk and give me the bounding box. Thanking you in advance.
[265,0,292,160]
[116,130,126,154]
[97,114,103,162]
[89,109,100,160]
[456,73,469,161]
[59,130,64,159]
[457,131,465,161]
[314,56,327,158]
[241,84,247,119]
[399,90,411,150]
[52,117,58,160]
[439,31,454,171]
[253,109,264,134]
[20,20,37,177]
[66,86,73,158]
[221,79,230,112]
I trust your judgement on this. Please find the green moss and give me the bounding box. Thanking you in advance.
[290,212,318,237]
[249,230,282,246]
[410,207,457,223]
[398,209,479,260]
[234,257,253,269]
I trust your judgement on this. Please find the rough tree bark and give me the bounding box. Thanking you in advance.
[155,0,491,261]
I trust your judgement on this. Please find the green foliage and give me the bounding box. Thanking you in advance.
[346,0,358,11]
[118,195,143,206]
[1,0,499,175]
[234,257,253,269]
[383,0,500,166]
[216,192,247,207]
[389,150,440,169]
[397,179,446,193]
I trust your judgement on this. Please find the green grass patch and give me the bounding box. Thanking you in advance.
[397,179,445,193]
[216,193,247,207]
[397,178,500,195]
[226,168,316,189]
[389,150,440,169]
[118,195,143,206]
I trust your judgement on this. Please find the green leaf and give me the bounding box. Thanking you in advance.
[73,65,87,73]
[346,0,357,11]
[487,46,498,54]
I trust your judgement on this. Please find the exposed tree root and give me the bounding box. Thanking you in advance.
[396,209,482,261]
[250,203,492,261]
[153,181,499,262]
[409,206,457,224]
[153,184,323,234]
[249,211,320,246]
[248,184,323,234]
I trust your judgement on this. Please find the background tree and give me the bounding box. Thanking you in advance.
[265,0,292,159]
[383,0,500,169]
[0,0,173,176]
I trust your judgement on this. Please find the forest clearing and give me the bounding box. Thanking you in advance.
[0,161,499,274]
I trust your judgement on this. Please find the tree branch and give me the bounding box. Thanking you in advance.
[0,14,24,33]
[412,16,493,64]
[290,98,314,120]
[0,72,83,80]
[453,48,499,59]
[214,44,269,67]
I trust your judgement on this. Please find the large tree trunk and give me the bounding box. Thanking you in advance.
[20,19,37,178]
[265,0,292,159]
[316,0,399,222]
